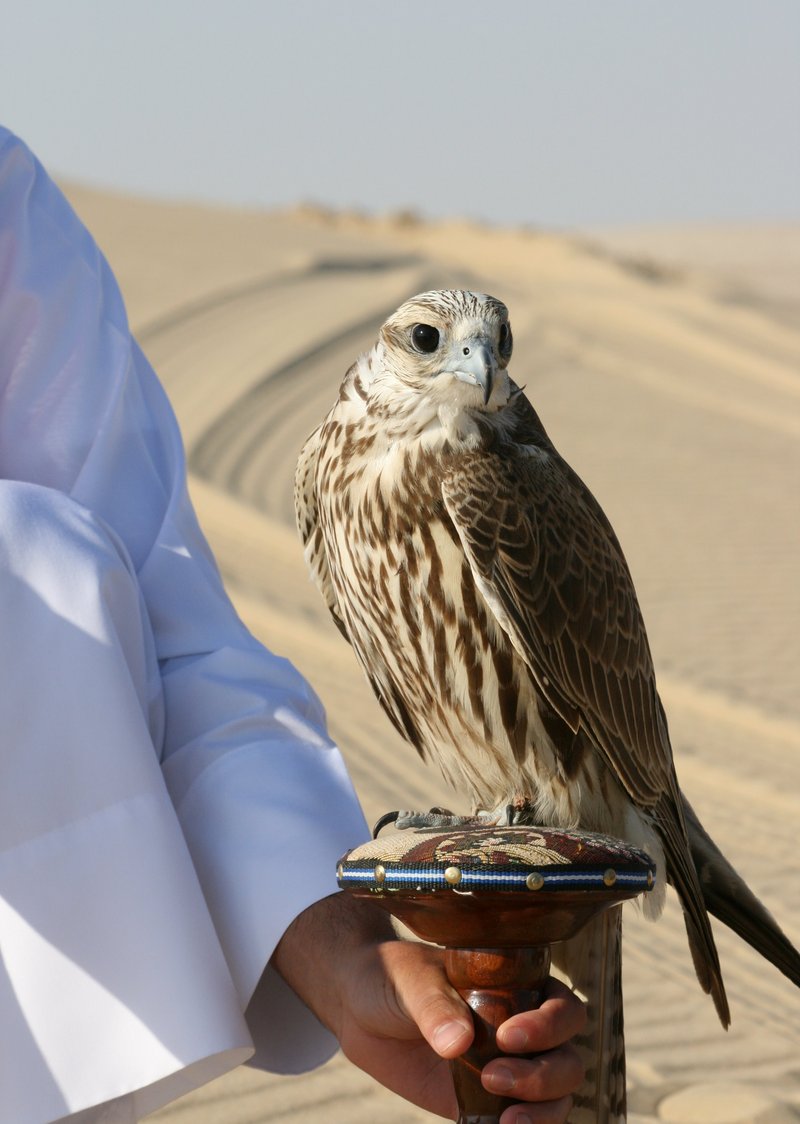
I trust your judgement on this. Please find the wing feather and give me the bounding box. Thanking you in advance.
[441,425,668,808]
[294,423,350,641]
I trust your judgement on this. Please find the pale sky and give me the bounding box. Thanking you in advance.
[3,1,799,228]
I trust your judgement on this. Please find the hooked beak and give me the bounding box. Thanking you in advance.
[446,341,497,405]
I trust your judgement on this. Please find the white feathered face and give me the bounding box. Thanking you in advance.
[374,289,514,413]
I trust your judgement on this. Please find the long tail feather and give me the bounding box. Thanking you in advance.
[683,797,800,987]
[554,907,626,1123]
[655,794,731,1026]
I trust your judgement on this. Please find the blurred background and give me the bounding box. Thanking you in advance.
[3,0,799,227]
[3,4,799,1123]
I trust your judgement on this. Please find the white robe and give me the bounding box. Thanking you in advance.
[0,127,369,1123]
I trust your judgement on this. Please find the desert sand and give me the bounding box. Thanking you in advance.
[63,182,800,1124]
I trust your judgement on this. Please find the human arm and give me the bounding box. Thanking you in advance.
[273,892,586,1123]
[0,125,368,1065]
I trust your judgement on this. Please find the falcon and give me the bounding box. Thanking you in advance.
[295,290,800,1122]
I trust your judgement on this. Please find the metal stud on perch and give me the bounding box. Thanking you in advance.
[338,824,656,1124]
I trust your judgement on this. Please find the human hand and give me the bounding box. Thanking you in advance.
[272,893,586,1122]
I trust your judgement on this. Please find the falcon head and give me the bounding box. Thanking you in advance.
[370,290,514,417]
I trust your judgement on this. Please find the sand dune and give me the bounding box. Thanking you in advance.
[64,183,800,1123]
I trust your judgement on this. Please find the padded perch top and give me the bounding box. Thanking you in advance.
[337,824,656,948]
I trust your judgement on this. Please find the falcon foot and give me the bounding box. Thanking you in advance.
[373,798,540,837]
[373,808,490,837]
[496,796,539,826]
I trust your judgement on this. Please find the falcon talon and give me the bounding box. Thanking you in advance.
[372,810,401,837]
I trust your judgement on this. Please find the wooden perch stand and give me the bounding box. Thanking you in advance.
[337,823,655,1124]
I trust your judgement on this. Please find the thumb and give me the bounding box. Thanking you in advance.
[379,940,474,1058]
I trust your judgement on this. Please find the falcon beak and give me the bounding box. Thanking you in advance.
[448,342,496,405]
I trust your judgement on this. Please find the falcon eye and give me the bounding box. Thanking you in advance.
[411,323,440,353]
[498,322,511,350]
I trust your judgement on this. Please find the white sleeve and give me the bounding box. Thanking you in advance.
[0,127,368,1073]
